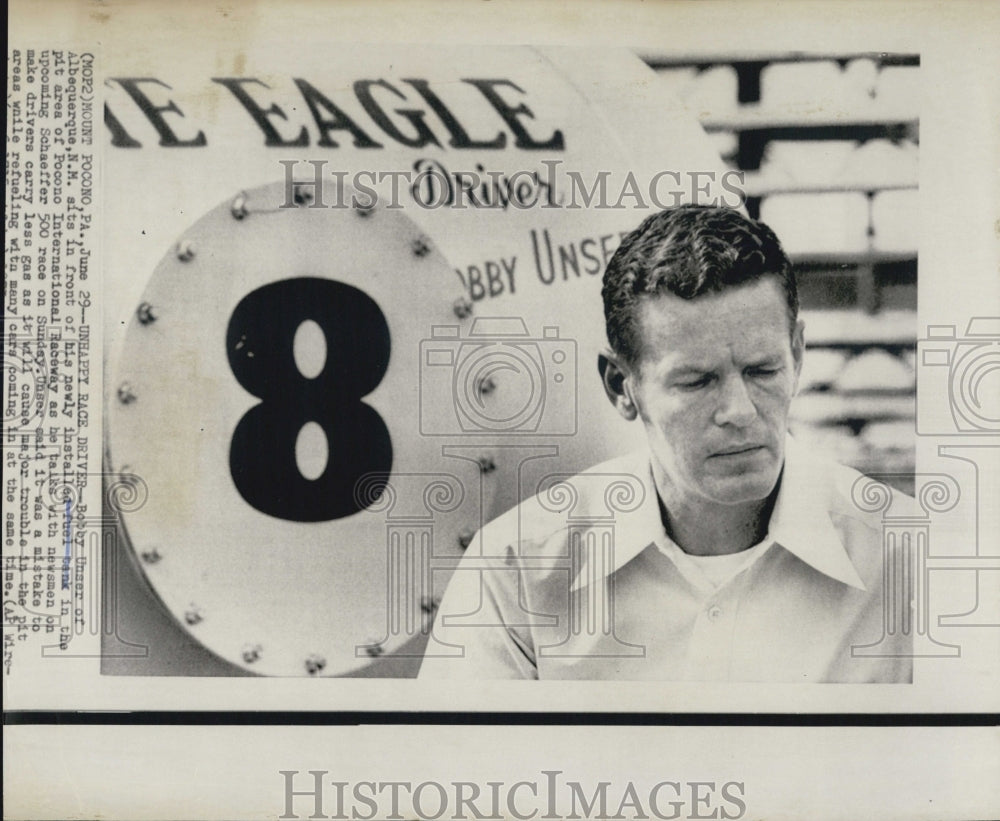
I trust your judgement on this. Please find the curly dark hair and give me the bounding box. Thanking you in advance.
[602,205,797,367]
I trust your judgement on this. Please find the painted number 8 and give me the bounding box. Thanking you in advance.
[226,277,392,522]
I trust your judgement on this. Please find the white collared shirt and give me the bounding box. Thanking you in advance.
[419,437,913,682]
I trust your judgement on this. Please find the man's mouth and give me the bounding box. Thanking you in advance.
[712,445,766,457]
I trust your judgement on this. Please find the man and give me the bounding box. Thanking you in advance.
[420,205,912,681]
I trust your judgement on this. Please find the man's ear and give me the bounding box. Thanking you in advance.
[791,318,805,396]
[598,351,638,421]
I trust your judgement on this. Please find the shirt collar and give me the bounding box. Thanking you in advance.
[570,435,866,592]
[767,435,867,590]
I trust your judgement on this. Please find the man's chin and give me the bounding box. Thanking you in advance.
[702,467,780,505]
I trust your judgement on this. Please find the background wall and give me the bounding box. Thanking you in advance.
[641,51,919,495]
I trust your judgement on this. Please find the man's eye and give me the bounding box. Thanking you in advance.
[749,367,780,378]
[678,375,712,389]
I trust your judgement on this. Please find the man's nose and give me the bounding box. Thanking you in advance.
[713,374,757,427]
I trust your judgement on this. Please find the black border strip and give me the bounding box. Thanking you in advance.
[4,711,998,726]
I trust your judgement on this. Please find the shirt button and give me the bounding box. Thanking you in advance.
[707,604,723,621]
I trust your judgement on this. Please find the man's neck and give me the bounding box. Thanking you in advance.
[654,472,780,557]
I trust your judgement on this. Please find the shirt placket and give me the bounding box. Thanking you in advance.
[681,572,748,681]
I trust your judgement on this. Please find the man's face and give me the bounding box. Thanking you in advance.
[625,277,804,508]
